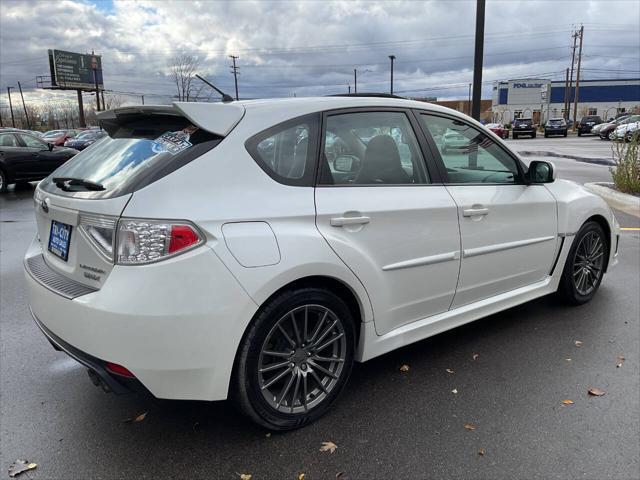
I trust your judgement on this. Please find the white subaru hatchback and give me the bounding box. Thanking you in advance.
[25,96,619,430]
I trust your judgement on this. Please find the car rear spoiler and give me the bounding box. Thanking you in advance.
[96,102,245,137]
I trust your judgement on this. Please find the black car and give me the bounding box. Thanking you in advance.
[512,118,536,139]
[577,115,603,136]
[0,131,78,192]
[64,130,107,151]
[544,118,568,137]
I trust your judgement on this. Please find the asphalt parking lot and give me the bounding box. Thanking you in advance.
[1,138,639,479]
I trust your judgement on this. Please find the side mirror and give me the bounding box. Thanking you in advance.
[527,160,556,183]
[333,155,359,173]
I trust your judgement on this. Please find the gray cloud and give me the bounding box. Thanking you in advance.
[0,0,638,110]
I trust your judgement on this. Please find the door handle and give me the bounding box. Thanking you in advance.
[330,216,371,227]
[463,207,489,217]
[32,153,39,157]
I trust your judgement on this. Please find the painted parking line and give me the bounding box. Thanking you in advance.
[620,227,640,231]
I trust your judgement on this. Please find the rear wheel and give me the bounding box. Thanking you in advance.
[513,133,518,139]
[563,131,567,137]
[557,221,607,305]
[232,287,356,430]
[0,169,7,193]
[608,130,616,141]
[532,132,537,138]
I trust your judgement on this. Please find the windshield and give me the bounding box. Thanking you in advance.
[514,119,531,125]
[548,119,565,125]
[39,114,222,198]
[43,130,65,138]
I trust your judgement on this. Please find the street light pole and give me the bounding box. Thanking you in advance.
[17,81,31,129]
[388,55,396,95]
[354,69,357,94]
[471,0,485,120]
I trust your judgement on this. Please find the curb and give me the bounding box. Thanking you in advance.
[517,150,615,166]
[584,182,640,218]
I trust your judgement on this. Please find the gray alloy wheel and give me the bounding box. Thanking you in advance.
[608,130,617,140]
[257,304,347,414]
[572,231,605,296]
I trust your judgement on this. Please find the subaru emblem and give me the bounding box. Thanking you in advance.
[41,198,49,213]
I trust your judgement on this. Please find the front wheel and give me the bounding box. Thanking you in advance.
[0,169,7,193]
[608,130,617,141]
[557,221,608,305]
[232,287,356,430]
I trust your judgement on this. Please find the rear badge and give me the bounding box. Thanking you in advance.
[41,198,49,213]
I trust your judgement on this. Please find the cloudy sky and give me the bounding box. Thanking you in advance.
[0,0,639,111]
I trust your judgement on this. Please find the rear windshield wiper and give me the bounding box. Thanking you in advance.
[53,177,106,192]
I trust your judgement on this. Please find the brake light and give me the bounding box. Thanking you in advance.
[116,219,204,265]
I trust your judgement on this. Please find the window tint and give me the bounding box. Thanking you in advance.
[419,114,521,184]
[0,133,19,147]
[18,133,46,148]
[319,111,428,185]
[246,114,319,186]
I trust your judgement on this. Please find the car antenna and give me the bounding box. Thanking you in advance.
[195,74,235,103]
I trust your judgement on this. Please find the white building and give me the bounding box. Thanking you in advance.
[491,78,640,124]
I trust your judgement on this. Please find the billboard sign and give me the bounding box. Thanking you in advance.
[48,49,103,90]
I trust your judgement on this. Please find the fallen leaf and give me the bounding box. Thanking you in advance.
[616,356,625,368]
[265,432,271,438]
[451,388,458,394]
[565,358,572,362]
[478,448,486,456]
[588,388,606,396]
[399,364,410,372]
[562,399,574,405]
[336,473,345,479]
[298,474,306,480]
[237,474,252,480]
[575,340,583,347]
[8,460,37,478]
[472,353,479,361]
[446,368,455,374]
[124,412,147,423]
[320,441,338,453]
[464,423,476,431]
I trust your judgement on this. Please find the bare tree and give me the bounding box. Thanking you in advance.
[102,93,126,110]
[169,54,201,101]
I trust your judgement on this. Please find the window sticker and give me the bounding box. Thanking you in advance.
[152,125,198,155]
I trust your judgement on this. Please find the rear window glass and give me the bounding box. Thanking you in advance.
[39,114,221,198]
[514,119,531,124]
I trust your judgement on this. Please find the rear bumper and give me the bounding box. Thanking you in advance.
[24,236,258,401]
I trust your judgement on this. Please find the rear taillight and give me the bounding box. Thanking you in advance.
[116,218,204,265]
[79,213,117,261]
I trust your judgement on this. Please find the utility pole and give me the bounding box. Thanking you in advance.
[563,67,569,120]
[229,55,239,100]
[92,51,101,112]
[471,0,485,121]
[567,29,578,122]
[348,84,351,94]
[141,95,145,105]
[101,90,106,110]
[572,25,584,131]
[388,55,396,95]
[7,86,16,127]
[468,83,472,115]
[76,90,86,127]
[17,82,31,129]
[354,69,357,94]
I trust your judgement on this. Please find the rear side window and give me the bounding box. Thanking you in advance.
[245,114,320,186]
[39,114,222,198]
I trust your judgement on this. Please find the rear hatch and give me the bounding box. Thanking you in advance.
[29,102,244,290]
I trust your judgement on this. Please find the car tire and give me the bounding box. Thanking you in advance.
[513,133,518,139]
[578,131,582,137]
[232,287,356,431]
[557,221,608,306]
[0,168,7,193]
[608,131,616,141]
[563,131,567,137]
[544,133,549,138]
[532,132,536,139]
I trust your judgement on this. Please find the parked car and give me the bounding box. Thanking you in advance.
[577,115,603,136]
[64,130,107,151]
[599,115,639,140]
[613,119,640,142]
[42,129,79,146]
[486,123,509,139]
[442,130,469,153]
[544,118,568,137]
[512,118,536,139]
[25,97,619,430]
[0,131,78,192]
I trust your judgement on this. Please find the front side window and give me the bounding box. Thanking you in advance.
[319,111,429,185]
[246,114,319,186]
[419,114,521,184]
[18,133,47,148]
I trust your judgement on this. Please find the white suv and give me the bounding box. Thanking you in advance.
[25,96,619,430]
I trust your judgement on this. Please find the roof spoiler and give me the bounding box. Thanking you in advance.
[97,102,245,137]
